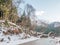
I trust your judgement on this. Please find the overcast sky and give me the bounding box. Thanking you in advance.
[25,0,60,23]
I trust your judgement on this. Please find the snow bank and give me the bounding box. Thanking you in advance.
[0,30,39,45]
[0,20,39,45]
[0,36,39,45]
[53,37,60,45]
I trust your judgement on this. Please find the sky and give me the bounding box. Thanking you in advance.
[24,0,60,23]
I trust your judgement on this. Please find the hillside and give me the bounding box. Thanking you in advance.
[0,20,37,45]
[44,22,60,36]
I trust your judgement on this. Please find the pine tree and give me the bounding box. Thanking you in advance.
[0,0,19,23]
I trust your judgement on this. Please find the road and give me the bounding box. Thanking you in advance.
[19,38,56,45]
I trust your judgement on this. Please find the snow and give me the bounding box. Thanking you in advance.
[0,20,39,45]
[53,37,60,45]
[0,35,39,45]
[0,26,60,45]
[0,30,39,45]
[0,20,60,45]
[0,29,39,45]
[0,26,39,45]
[0,20,5,23]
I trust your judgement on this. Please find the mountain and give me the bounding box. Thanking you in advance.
[34,20,48,32]
[44,22,60,36]
[49,22,60,28]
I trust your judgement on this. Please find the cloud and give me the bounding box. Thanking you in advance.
[35,11,45,16]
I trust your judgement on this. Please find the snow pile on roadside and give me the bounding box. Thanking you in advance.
[0,20,39,45]
[0,29,39,45]
[54,37,60,45]
[0,34,39,45]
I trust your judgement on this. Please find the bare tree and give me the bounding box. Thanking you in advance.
[25,4,35,17]
[12,0,24,8]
